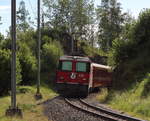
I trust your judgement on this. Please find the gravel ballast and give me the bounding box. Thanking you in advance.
[43,96,107,121]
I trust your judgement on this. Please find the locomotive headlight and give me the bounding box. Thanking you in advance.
[60,76,64,80]
[83,78,87,81]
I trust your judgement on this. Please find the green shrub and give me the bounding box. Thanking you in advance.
[79,41,108,64]
[17,30,37,55]
[0,49,22,95]
[96,88,108,103]
[141,74,150,98]
[0,33,4,49]
[41,40,63,83]
[18,42,37,85]
[105,75,150,120]
[109,9,150,89]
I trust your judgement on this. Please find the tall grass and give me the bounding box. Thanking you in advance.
[0,86,57,121]
[99,75,150,120]
[96,88,108,103]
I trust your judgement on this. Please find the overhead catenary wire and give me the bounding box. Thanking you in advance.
[27,0,37,19]
[26,0,38,28]
[27,0,45,28]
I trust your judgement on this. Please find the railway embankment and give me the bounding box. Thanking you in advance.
[43,96,107,121]
[96,75,150,121]
[0,85,57,121]
[101,9,150,121]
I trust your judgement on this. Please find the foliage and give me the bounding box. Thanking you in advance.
[78,41,108,64]
[41,28,72,54]
[42,40,63,72]
[18,42,37,85]
[17,30,37,56]
[109,9,150,89]
[141,74,150,98]
[43,0,96,49]
[0,33,4,41]
[69,0,95,43]
[0,49,22,95]
[0,31,37,85]
[96,88,108,103]
[0,33,4,49]
[81,43,108,57]
[0,38,11,50]
[41,38,63,83]
[102,74,150,120]
[16,0,32,32]
[97,0,128,51]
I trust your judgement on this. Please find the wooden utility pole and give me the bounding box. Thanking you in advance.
[35,0,42,99]
[6,0,22,117]
[11,0,17,110]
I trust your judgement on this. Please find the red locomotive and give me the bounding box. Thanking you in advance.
[56,56,112,96]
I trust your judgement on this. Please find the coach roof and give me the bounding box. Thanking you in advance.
[60,56,91,62]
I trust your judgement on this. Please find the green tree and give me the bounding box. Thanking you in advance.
[43,0,95,53]
[42,0,56,26]
[97,0,126,51]
[41,37,63,83]
[70,0,95,43]
[16,0,31,32]
[111,9,150,89]
[51,0,71,29]
[0,49,22,95]
[1,30,37,85]
[17,30,37,55]
[18,42,37,85]
[16,29,37,85]
[0,33,4,49]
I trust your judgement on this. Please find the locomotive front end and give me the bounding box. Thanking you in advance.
[56,56,91,97]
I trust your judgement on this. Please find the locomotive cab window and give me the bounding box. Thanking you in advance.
[76,62,90,72]
[58,61,72,71]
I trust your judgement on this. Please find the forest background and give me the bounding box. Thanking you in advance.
[0,0,150,120]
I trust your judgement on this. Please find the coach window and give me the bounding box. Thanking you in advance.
[76,62,90,72]
[61,61,72,71]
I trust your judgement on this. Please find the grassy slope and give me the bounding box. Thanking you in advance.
[0,86,57,121]
[97,76,150,121]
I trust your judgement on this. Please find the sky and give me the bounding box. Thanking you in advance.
[0,0,150,36]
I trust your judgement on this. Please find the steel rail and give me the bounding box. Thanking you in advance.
[79,99,146,121]
[64,98,118,121]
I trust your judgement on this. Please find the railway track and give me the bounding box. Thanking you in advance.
[64,98,145,121]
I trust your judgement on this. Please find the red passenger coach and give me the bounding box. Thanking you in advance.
[90,63,112,89]
[56,56,112,97]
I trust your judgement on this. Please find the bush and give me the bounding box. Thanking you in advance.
[79,41,108,64]
[141,74,150,98]
[0,49,22,95]
[41,28,72,55]
[96,88,108,103]
[41,40,63,83]
[0,33,4,49]
[18,42,37,85]
[109,9,150,89]
[17,30,37,55]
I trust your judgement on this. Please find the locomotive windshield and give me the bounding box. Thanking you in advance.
[76,62,90,72]
[58,60,90,72]
[59,61,72,71]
